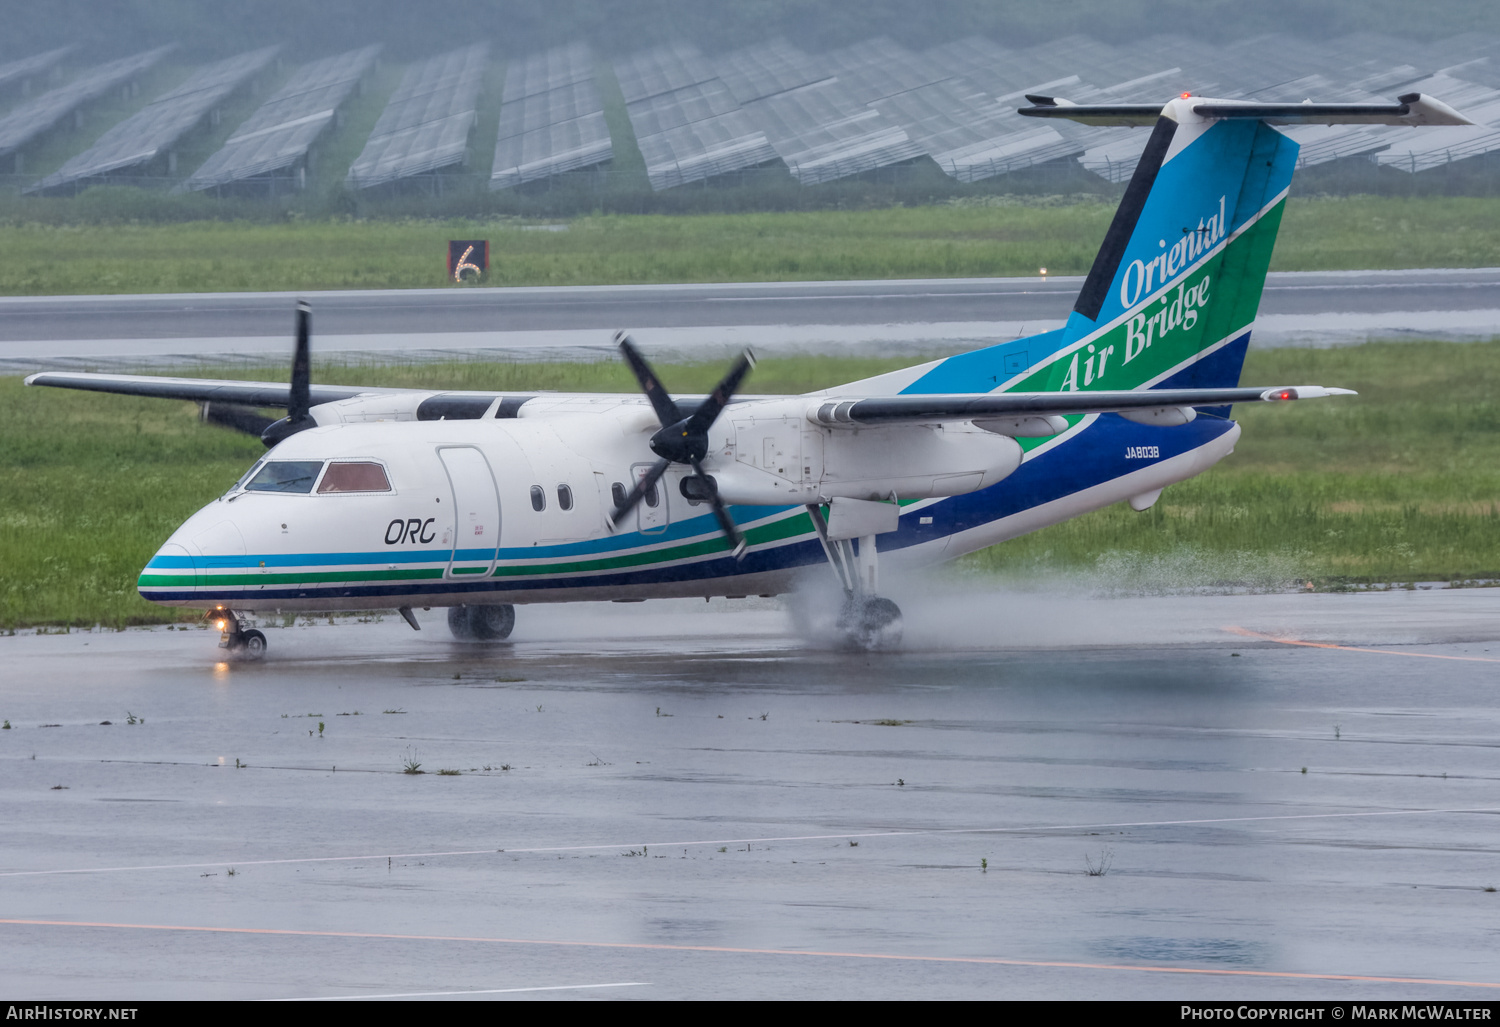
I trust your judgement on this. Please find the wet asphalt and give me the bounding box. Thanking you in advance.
[3,587,1499,999]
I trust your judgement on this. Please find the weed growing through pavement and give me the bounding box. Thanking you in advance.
[981,858,988,872]
[438,768,461,776]
[1085,847,1114,877]
[402,747,423,775]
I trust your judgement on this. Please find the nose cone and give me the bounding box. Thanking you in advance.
[138,542,198,606]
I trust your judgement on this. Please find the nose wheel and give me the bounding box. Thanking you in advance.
[208,609,267,660]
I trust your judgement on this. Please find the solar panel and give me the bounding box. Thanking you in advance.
[1375,71,1500,172]
[742,80,921,185]
[495,78,600,138]
[0,46,74,92]
[614,42,779,189]
[0,46,173,160]
[27,47,280,193]
[347,44,488,188]
[502,41,594,101]
[715,39,826,105]
[871,81,1079,181]
[491,111,613,188]
[614,41,715,104]
[490,43,614,189]
[180,45,381,191]
[632,110,777,189]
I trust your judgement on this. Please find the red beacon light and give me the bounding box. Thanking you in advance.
[1181,92,1192,99]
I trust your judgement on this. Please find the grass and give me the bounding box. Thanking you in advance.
[0,195,1497,294]
[962,340,1500,589]
[4,341,1500,627]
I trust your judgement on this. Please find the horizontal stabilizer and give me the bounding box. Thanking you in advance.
[1020,93,1472,127]
[811,386,1355,427]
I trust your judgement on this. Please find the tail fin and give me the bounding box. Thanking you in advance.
[1019,99,1300,401]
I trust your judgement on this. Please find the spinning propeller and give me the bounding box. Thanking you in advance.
[608,332,755,560]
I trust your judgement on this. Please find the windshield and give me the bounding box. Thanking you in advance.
[230,460,266,493]
[244,461,325,494]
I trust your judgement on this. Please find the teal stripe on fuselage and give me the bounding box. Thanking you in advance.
[147,505,804,572]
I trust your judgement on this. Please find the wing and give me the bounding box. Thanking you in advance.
[22,372,374,407]
[811,386,1354,426]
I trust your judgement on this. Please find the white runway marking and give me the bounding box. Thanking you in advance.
[4,804,1497,879]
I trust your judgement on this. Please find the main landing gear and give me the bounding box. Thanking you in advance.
[806,504,903,650]
[447,603,516,641]
[209,607,266,660]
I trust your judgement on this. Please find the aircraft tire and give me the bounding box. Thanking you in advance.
[838,596,903,651]
[447,605,474,640]
[469,604,516,641]
[238,629,267,660]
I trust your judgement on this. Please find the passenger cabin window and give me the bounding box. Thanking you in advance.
[611,482,627,508]
[556,484,573,511]
[644,479,660,508]
[317,461,391,493]
[530,485,546,511]
[245,461,324,494]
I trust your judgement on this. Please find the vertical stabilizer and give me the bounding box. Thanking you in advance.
[1018,97,1299,404]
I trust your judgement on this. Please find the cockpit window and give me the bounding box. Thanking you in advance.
[244,461,324,494]
[232,460,266,492]
[317,461,391,493]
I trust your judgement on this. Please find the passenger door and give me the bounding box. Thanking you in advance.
[439,447,500,579]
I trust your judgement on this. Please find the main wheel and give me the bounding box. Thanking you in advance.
[447,604,515,641]
[837,596,903,650]
[469,604,515,641]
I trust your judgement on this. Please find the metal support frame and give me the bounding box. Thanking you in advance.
[806,504,878,598]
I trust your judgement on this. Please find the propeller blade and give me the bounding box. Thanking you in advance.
[691,459,747,560]
[290,300,311,422]
[259,301,318,447]
[616,332,681,428]
[199,402,277,437]
[683,348,755,437]
[607,457,672,531]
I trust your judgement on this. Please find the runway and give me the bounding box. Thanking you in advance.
[3,268,1498,370]
[4,586,1500,999]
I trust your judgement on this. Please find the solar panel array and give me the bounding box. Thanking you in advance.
[180,45,381,192]
[614,42,776,190]
[0,46,173,161]
[491,42,613,189]
[0,46,74,92]
[347,43,488,189]
[28,46,280,193]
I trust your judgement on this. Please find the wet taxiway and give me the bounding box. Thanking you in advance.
[3,587,1500,1000]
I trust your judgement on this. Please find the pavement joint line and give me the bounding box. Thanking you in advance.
[4,806,1500,879]
[2,918,1498,989]
[271,982,651,1000]
[1225,626,1500,662]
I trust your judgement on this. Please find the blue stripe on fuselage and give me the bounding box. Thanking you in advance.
[146,414,1237,603]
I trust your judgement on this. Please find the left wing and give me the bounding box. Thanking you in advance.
[23,372,376,407]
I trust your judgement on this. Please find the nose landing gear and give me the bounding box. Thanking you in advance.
[208,608,266,660]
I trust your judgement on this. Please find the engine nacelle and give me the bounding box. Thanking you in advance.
[712,415,1022,505]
